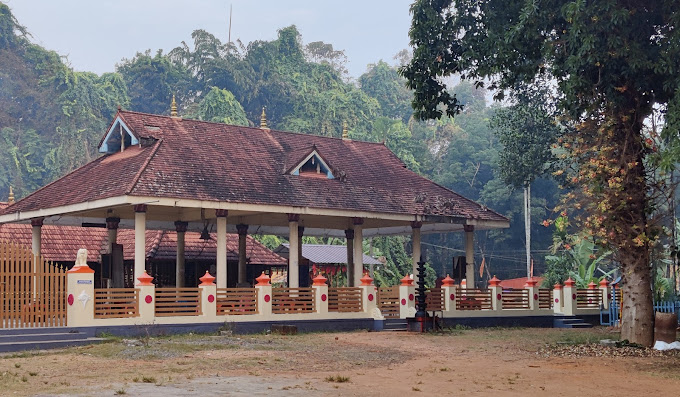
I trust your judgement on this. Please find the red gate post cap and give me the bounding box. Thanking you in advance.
[525,277,538,287]
[199,271,216,286]
[488,276,501,287]
[563,278,575,287]
[599,279,609,287]
[554,282,562,290]
[312,274,328,286]
[442,275,455,287]
[360,273,374,286]
[255,272,271,286]
[400,275,413,286]
[136,271,154,286]
[587,281,597,290]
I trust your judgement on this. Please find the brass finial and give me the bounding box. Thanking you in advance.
[8,186,15,204]
[260,107,268,129]
[170,94,178,117]
[342,121,349,140]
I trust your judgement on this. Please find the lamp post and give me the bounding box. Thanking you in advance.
[407,254,431,332]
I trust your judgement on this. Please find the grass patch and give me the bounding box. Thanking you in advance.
[114,388,127,395]
[324,375,350,383]
[141,376,156,383]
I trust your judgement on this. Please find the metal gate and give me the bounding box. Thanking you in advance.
[0,241,67,328]
[377,286,400,318]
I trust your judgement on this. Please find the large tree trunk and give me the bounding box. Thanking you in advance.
[619,247,654,346]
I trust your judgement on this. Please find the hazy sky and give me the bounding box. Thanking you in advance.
[6,0,414,78]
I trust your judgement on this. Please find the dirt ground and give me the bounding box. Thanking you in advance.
[1,327,679,396]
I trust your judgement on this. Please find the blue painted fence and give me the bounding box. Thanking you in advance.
[600,287,679,326]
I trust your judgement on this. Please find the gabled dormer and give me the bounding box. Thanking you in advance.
[98,116,139,154]
[288,146,335,179]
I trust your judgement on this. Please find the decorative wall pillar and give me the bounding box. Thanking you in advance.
[255,272,272,316]
[599,279,610,310]
[236,224,249,285]
[441,275,457,312]
[312,274,328,314]
[136,270,156,322]
[174,221,188,288]
[411,221,422,279]
[133,204,147,281]
[288,214,300,288]
[562,278,576,316]
[360,273,378,315]
[66,251,95,327]
[345,228,355,286]
[525,277,540,311]
[215,209,228,288]
[199,271,217,321]
[488,276,502,311]
[464,225,475,288]
[399,274,415,319]
[553,283,563,314]
[352,218,364,287]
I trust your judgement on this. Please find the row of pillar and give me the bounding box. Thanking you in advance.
[28,208,478,289]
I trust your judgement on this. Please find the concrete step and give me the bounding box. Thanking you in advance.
[0,331,89,343]
[554,316,593,329]
[0,327,103,353]
[382,319,407,332]
[0,337,105,354]
[0,327,94,337]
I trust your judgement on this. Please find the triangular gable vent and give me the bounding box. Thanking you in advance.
[99,117,139,154]
[290,150,334,179]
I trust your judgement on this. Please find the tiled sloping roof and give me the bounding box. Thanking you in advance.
[0,224,108,262]
[498,277,545,289]
[281,243,382,265]
[0,224,285,266]
[0,202,8,210]
[2,110,507,223]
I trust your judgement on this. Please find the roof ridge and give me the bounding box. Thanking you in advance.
[125,139,163,195]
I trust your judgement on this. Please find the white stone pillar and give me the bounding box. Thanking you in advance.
[441,275,457,313]
[175,221,187,288]
[489,276,502,311]
[562,278,576,316]
[199,271,217,321]
[66,261,95,327]
[352,218,364,287]
[411,221,422,279]
[464,225,475,288]
[599,279,610,310]
[216,209,228,288]
[525,277,540,311]
[399,275,415,319]
[133,205,147,281]
[312,275,328,314]
[553,283,563,314]
[136,271,156,323]
[236,224,248,285]
[288,214,300,288]
[255,272,272,317]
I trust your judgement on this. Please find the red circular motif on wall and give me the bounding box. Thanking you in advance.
[208,294,215,303]
[67,294,74,306]
[555,298,559,303]
[572,294,576,300]
[496,294,502,300]
[321,294,327,302]
[264,294,271,303]
[409,293,414,301]
[450,294,455,301]
[401,298,406,306]
[145,295,153,304]
[368,293,374,302]
[534,294,538,301]
[588,298,593,304]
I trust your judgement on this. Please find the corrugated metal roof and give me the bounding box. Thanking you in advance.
[282,244,382,265]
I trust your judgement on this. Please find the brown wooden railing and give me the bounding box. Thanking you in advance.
[538,288,553,309]
[456,288,492,310]
[272,288,315,313]
[94,288,139,319]
[576,289,602,309]
[501,289,530,309]
[216,288,258,315]
[328,287,363,312]
[378,287,400,318]
[155,288,202,316]
[423,288,445,311]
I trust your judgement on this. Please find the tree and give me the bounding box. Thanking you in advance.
[189,87,248,126]
[490,88,560,278]
[401,0,680,346]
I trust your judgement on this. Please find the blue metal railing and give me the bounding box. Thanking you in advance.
[601,287,679,326]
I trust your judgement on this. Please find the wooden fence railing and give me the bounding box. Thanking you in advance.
[576,289,602,309]
[94,288,139,319]
[328,287,363,312]
[0,241,67,328]
[378,287,400,318]
[502,289,530,309]
[423,288,445,311]
[538,288,553,309]
[155,288,202,316]
[216,288,258,315]
[456,288,492,310]
[272,288,315,313]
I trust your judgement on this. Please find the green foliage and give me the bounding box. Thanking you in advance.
[189,87,248,126]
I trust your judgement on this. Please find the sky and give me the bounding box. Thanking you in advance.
[5,0,415,78]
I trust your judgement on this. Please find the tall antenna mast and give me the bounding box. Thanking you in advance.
[228,4,233,44]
